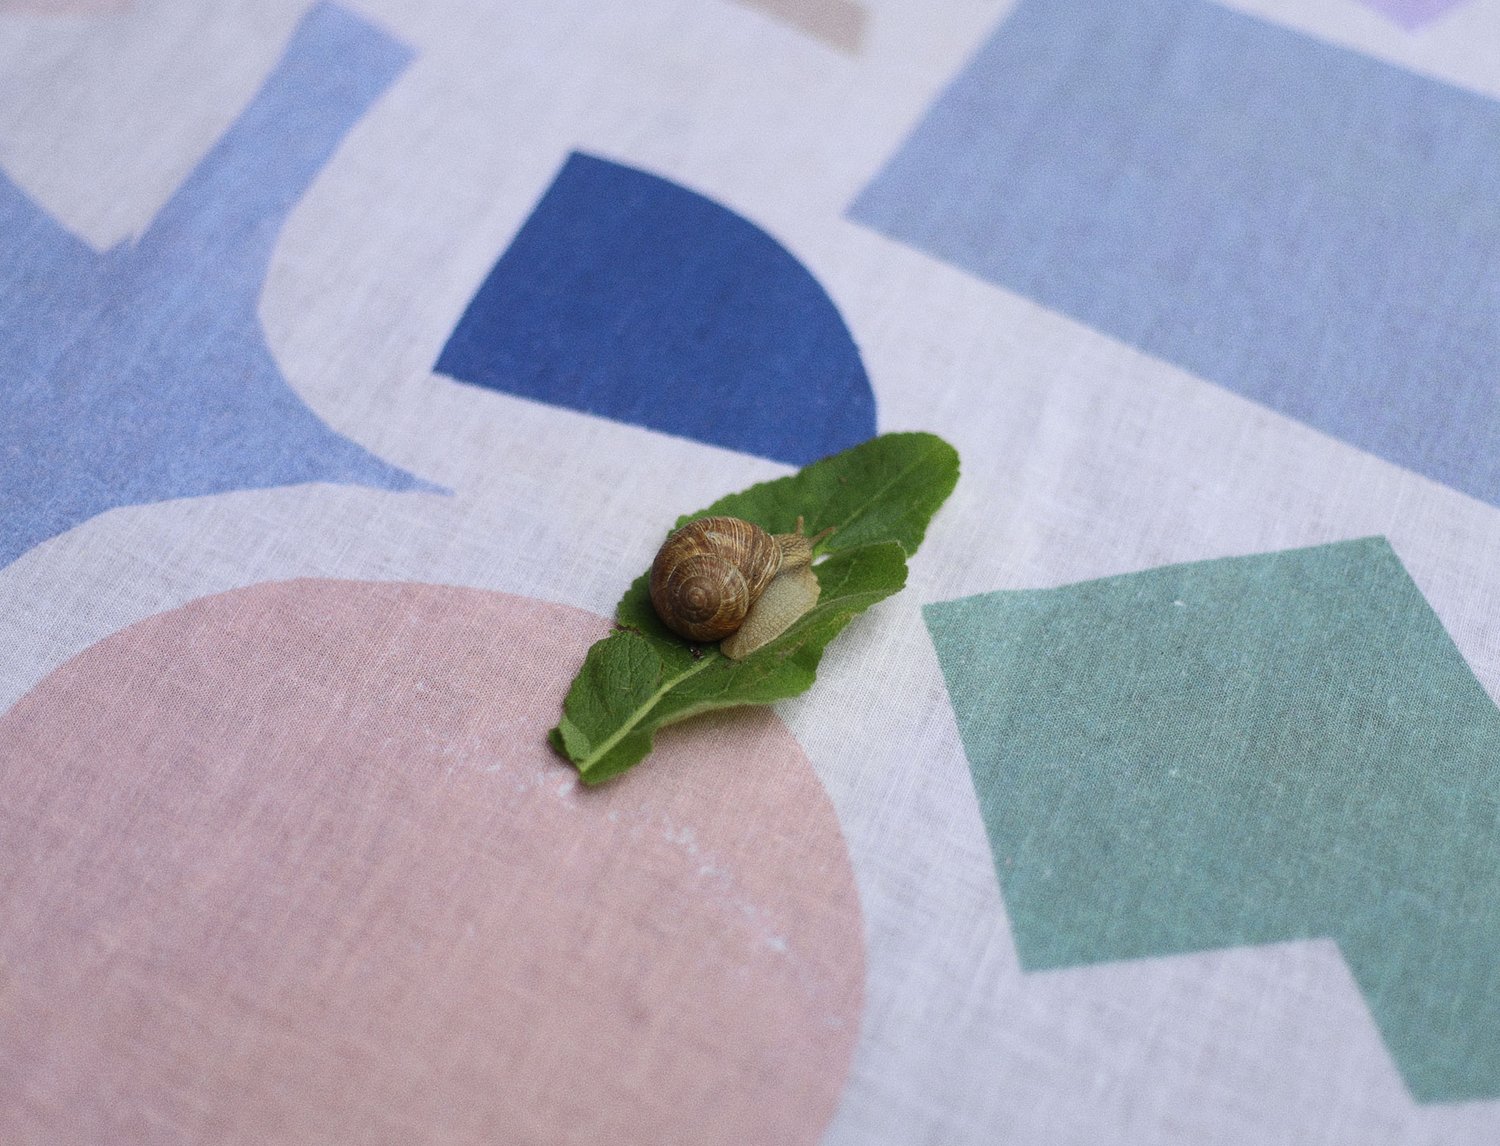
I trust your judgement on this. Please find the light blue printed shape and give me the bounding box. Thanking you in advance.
[0,2,437,570]
[851,0,1500,508]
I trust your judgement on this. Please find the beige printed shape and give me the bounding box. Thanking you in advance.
[733,0,867,53]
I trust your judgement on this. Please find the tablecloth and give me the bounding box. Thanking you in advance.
[3,0,1499,1142]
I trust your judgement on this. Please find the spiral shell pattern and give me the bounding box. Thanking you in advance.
[649,517,783,642]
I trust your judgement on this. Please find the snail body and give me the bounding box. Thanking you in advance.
[720,562,820,660]
[649,515,822,656]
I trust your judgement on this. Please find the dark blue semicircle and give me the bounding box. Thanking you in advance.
[434,152,876,466]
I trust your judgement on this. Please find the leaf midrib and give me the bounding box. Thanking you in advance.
[575,656,714,774]
[825,452,935,552]
[578,549,899,774]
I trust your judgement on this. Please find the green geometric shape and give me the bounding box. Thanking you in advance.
[925,538,1500,1103]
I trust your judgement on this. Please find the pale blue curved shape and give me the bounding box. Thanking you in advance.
[0,2,439,570]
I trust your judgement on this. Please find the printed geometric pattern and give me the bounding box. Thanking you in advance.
[0,3,435,569]
[436,152,876,466]
[1359,0,1472,29]
[732,0,866,52]
[0,581,864,1143]
[852,0,1500,507]
[927,538,1500,1102]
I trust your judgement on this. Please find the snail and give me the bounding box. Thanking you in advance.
[648,515,830,660]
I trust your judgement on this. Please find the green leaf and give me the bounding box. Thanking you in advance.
[551,433,960,784]
[683,431,960,556]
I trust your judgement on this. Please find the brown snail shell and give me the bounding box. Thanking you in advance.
[649,516,816,644]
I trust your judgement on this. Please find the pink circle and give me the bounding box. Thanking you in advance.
[0,580,864,1144]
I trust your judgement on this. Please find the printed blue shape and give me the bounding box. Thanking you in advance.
[850,0,1500,507]
[0,2,438,570]
[435,152,876,466]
